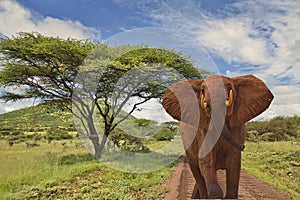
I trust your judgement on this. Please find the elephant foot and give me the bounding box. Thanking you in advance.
[191,184,200,199]
[207,183,223,199]
[225,188,238,199]
[191,183,208,199]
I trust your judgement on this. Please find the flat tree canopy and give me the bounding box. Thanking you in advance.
[0,32,209,159]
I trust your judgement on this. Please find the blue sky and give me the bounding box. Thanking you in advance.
[0,0,300,120]
[17,0,151,39]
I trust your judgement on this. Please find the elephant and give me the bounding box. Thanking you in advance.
[162,75,273,199]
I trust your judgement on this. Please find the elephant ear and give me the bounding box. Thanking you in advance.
[162,80,204,125]
[230,75,274,127]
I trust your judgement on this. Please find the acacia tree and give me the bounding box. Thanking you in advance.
[0,32,208,159]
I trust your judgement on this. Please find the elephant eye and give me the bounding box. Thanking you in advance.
[228,86,232,92]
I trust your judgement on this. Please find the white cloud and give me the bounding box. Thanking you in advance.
[196,18,273,65]
[150,1,300,78]
[271,86,300,106]
[0,99,36,114]
[225,70,241,78]
[123,98,174,123]
[263,104,300,119]
[0,0,101,40]
[4,106,15,112]
[145,0,300,119]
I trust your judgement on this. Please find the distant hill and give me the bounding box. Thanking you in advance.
[0,102,160,137]
[0,102,174,151]
[0,103,75,133]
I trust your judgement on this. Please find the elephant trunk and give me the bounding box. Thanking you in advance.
[205,78,244,152]
[221,125,244,151]
[208,102,244,152]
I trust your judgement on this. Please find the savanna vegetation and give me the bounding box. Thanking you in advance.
[0,32,299,199]
[0,139,174,199]
[0,104,299,199]
[242,141,300,200]
[0,104,179,199]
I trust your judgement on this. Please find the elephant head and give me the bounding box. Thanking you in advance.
[162,75,274,150]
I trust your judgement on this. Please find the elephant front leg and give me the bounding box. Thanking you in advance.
[189,164,207,199]
[200,156,224,199]
[191,183,200,199]
[225,151,241,199]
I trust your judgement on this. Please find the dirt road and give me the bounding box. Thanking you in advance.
[163,156,291,200]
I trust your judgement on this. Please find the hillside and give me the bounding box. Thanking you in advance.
[0,103,176,151]
[0,103,75,133]
[0,102,160,136]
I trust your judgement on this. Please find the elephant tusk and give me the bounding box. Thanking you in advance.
[225,89,233,107]
[200,95,207,108]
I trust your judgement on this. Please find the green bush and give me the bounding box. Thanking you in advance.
[133,118,156,126]
[46,127,73,143]
[246,115,300,141]
[153,127,175,141]
[109,129,150,153]
[247,130,259,142]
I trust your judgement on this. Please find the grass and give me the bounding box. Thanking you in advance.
[1,139,299,199]
[242,141,300,200]
[0,140,93,198]
[0,139,175,199]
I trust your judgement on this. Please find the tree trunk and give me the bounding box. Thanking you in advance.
[90,131,109,160]
[86,114,108,160]
[92,137,102,160]
[89,126,111,160]
[96,131,109,159]
[88,123,102,160]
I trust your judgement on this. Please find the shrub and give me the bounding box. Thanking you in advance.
[7,134,26,146]
[247,130,259,142]
[246,115,300,141]
[133,118,156,127]
[153,127,175,141]
[46,127,73,143]
[109,130,150,152]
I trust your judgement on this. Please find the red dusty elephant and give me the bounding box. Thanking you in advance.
[162,75,273,199]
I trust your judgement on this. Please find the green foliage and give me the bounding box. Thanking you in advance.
[0,32,95,102]
[6,134,26,146]
[162,121,179,133]
[133,118,156,127]
[153,127,176,141]
[111,47,208,79]
[246,115,300,141]
[109,129,150,152]
[152,122,179,141]
[0,31,207,105]
[46,127,73,143]
[242,141,300,199]
[0,103,152,152]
